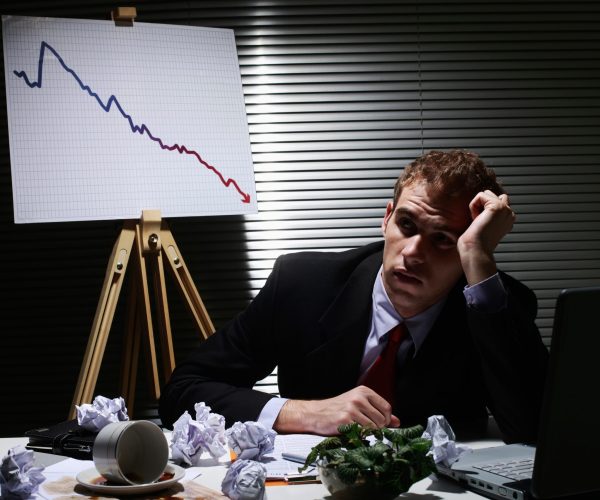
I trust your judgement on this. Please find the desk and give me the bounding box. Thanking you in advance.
[1,436,503,499]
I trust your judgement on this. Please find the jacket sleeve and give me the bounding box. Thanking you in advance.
[467,272,549,444]
[158,258,283,429]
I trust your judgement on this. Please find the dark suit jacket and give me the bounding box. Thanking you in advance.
[159,241,548,443]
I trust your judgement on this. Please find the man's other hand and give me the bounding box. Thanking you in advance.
[272,386,401,435]
[458,190,516,285]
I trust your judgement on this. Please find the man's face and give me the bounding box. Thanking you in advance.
[381,180,471,318]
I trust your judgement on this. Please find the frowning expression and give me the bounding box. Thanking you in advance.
[381,181,471,318]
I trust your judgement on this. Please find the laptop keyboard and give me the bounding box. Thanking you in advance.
[474,458,534,481]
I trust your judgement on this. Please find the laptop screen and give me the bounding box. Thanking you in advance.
[531,287,600,498]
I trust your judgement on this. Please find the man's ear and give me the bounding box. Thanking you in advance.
[382,201,394,235]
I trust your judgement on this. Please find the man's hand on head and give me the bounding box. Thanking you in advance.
[457,190,516,285]
[272,386,401,435]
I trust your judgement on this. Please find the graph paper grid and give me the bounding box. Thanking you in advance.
[2,15,257,223]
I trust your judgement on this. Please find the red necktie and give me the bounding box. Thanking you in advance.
[361,323,407,404]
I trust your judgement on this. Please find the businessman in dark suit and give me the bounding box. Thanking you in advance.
[159,150,548,444]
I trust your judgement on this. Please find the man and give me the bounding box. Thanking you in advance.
[159,150,548,444]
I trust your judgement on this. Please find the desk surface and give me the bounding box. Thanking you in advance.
[1,436,504,499]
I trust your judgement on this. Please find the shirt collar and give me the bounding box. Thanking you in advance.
[372,266,446,354]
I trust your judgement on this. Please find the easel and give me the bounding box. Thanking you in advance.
[68,209,215,420]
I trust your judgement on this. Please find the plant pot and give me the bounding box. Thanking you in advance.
[317,464,400,500]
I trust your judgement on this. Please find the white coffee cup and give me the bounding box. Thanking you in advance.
[93,420,169,485]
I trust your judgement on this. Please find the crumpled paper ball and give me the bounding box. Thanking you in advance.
[171,402,228,465]
[221,459,266,500]
[226,421,276,461]
[422,415,471,467]
[76,395,128,432]
[0,445,45,499]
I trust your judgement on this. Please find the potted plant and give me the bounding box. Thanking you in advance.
[300,423,436,499]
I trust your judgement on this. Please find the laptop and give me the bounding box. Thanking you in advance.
[436,286,600,499]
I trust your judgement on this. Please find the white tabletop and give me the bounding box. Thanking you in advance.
[1,436,503,499]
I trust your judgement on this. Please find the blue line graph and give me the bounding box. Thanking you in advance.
[13,41,251,203]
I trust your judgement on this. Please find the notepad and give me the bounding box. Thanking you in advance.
[262,433,324,480]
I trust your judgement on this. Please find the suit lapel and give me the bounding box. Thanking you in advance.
[304,250,382,393]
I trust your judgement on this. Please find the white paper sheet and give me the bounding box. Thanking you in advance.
[2,15,256,223]
[262,433,324,480]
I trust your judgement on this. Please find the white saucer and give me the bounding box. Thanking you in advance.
[76,463,185,495]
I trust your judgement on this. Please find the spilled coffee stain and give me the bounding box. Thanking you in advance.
[41,476,78,495]
[43,477,113,499]
[180,480,228,499]
[41,474,227,499]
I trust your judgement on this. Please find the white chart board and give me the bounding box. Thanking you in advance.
[2,15,257,223]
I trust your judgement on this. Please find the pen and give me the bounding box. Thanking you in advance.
[285,474,320,485]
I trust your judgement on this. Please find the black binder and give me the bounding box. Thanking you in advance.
[24,419,96,460]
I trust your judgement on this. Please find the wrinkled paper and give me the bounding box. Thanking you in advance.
[422,415,471,467]
[171,402,228,465]
[0,445,45,499]
[221,459,266,500]
[76,395,128,432]
[226,421,276,461]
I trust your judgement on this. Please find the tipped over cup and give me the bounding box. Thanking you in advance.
[93,420,169,485]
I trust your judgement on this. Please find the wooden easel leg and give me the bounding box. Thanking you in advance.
[133,223,161,400]
[160,222,215,340]
[120,271,142,416]
[69,222,136,420]
[150,248,176,381]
